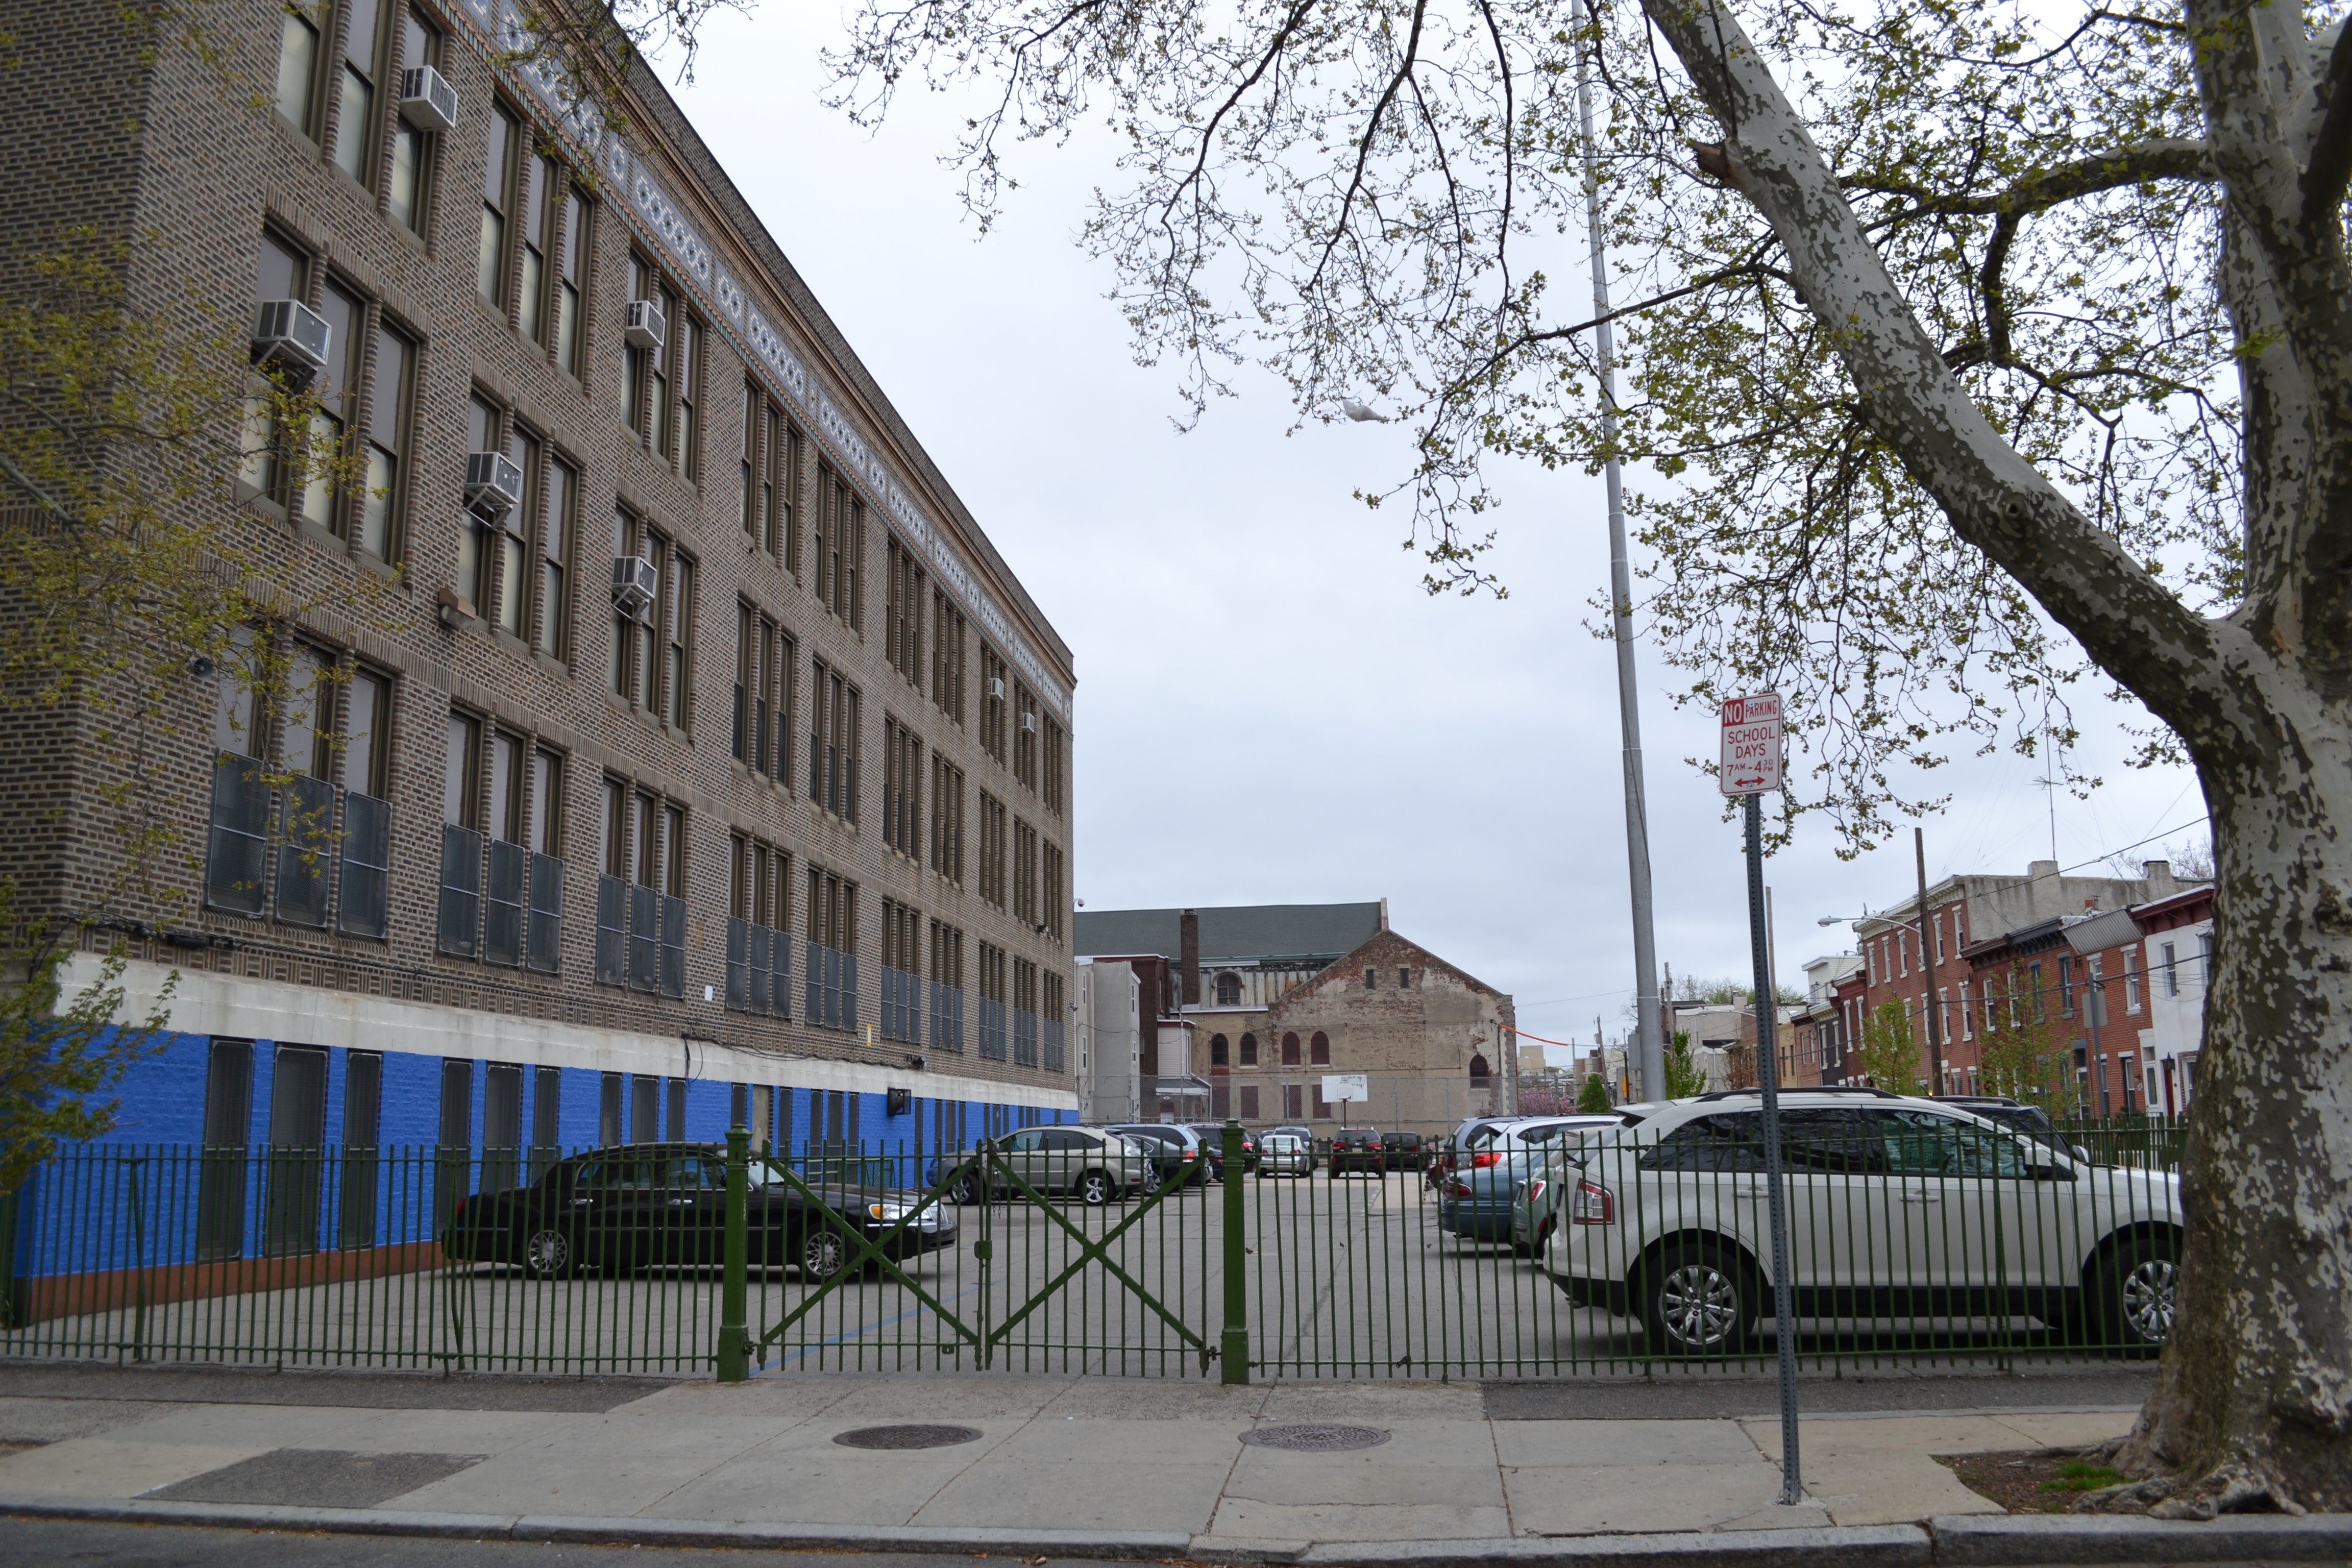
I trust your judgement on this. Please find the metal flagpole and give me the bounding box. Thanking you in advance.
[1578,25,1665,1102]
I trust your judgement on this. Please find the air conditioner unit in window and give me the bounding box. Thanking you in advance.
[398,65,458,131]
[624,299,667,350]
[611,555,658,618]
[987,677,1006,701]
[1019,712,1037,733]
[250,299,330,389]
[465,451,524,520]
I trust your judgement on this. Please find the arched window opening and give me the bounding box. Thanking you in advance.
[1310,1031,1331,1065]
[1209,1033,1229,1066]
[1281,1031,1301,1066]
[1468,1053,1491,1089]
[1239,1032,1258,1066]
[1215,972,1241,1007]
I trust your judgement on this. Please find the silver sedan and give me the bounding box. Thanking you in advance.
[1257,1132,1314,1177]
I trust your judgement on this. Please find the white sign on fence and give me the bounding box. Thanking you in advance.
[1720,693,1785,796]
[1321,1073,1369,1104]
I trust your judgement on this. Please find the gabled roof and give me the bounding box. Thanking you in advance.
[1267,926,1509,1010]
[1075,902,1385,965]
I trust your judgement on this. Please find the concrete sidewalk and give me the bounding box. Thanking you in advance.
[0,1365,2335,1564]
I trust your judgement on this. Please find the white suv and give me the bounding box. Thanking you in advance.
[1541,1089,2181,1357]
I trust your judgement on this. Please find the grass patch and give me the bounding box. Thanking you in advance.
[2039,1459,2127,1494]
[1937,1449,2122,1513]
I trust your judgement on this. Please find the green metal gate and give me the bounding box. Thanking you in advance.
[736,1129,1229,1378]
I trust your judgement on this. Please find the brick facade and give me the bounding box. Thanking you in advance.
[1832,860,2200,1113]
[1187,928,1518,1136]
[4,1,1077,1131]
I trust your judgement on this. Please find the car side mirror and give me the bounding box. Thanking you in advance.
[2072,1144,2091,1163]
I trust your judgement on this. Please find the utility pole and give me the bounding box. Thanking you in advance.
[1579,38,1663,1105]
[1915,827,1946,1093]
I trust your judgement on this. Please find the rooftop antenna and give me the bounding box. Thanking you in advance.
[2032,724,2062,866]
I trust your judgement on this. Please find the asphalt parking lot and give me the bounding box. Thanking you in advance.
[6,1164,2131,1382]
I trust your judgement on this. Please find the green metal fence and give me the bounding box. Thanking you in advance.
[0,1119,2183,1380]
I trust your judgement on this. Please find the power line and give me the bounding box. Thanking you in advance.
[2060,816,2211,876]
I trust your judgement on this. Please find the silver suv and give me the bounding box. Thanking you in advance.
[1542,1090,2182,1357]
[938,1125,1152,1206]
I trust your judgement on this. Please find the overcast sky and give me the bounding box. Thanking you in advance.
[661,11,2211,1060]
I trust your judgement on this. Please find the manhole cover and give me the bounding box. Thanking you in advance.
[1240,1423,1391,1452]
[831,1424,984,1450]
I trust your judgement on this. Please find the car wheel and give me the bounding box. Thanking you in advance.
[800,1226,849,1283]
[1141,1165,1163,1194]
[521,1227,574,1280]
[1077,1170,1113,1207]
[950,1173,981,1205]
[1641,1241,1755,1358]
[2092,1233,2178,1357]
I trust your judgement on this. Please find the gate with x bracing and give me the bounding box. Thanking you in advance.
[736,1126,1234,1379]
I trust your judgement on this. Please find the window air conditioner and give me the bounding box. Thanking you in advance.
[250,299,331,388]
[624,299,667,351]
[1019,712,1037,733]
[987,677,1006,701]
[398,65,458,132]
[611,555,658,618]
[464,451,524,520]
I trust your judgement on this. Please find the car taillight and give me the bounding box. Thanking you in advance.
[1570,1181,1614,1225]
[1183,1148,1196,1160]
[1473,1151,1502,1167]
[1526,1180,1547,1204]
[1451,1181,1473,1199]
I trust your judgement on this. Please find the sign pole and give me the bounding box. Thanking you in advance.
[1747,791,1802,1505]
[1724,693,1800,1506]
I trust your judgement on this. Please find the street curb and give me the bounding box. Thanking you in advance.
[0,1495,1193,1557]
[512,1513,1196,1555]
[7,1494,2350,1564]
[1288,1526,1932,1567]
[1930,1510,2352,1564]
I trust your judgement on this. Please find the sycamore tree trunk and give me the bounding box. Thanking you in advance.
[1640,0,2352,1511]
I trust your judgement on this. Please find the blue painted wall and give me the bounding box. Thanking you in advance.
[12,1027,1073,1281]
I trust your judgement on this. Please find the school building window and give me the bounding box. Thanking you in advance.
[812,464,865,628]
[726,834,792,1018]
[734,604,796,788]
[932,591,966,725]
[883,717,923,860]
[978,792,1008,908]
[930,757,966,885]
[809,660,860,821]
[592,777,687,998]
[742,385,803,571]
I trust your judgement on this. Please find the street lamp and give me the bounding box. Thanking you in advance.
[1817,911,1871,927]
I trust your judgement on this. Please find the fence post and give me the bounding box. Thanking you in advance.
[1221,1119,1248,1384]
[717,1125,750,1383]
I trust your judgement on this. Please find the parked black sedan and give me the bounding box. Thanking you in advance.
[1327,1128,1386,1175]
[1184,1123,1259,1177]
[1380,1131,1428,1171]
[440,1142,957,1282]
[1107,1123,1211,1187]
